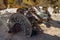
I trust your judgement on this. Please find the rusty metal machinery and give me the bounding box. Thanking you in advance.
[7,6,51,37]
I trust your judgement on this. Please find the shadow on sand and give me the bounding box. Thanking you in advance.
[19,32,60,40]
[44,19,60,28]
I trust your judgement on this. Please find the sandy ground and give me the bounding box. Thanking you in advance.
[0,13,60,40]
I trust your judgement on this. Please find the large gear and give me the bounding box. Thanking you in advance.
[8,13,32,37]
